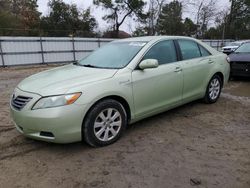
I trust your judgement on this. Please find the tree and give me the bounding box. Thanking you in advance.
[214,9,229,41]
[41,0,97,37]
[190,0,218,38]
[41,0,74,36]
[157,0,183,35]
[78,8,98,36]
[17,0,41,35]
[93,0,145,38]
[183,18,197,36]
[204,0,250,40]
[203,27,220,39]
[132,0,166,36]
[132,26,148,36]
[146,0,165,35]
[0,0,41,36]
[0,1,19,35]
[227,0,250,39]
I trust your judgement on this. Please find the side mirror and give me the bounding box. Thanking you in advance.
[139,59,159,70]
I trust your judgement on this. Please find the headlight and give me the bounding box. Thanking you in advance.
[32,92,81,110]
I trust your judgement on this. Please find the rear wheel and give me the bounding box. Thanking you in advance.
[204,75,222,104]
[83,99,127,147]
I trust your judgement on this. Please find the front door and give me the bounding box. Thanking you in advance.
[131,40,183,118]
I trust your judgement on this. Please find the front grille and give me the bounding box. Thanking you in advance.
[11,95,32,110]
[231,61,249,70]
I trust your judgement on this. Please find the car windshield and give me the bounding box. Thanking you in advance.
[77,41,147,69]
[234,42,250,53]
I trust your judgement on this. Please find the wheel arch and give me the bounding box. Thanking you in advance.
[203,71,225,98]
[82,95,131,127]
[81,95,131,146]
[214,72,224,86]
[100,95,131,122]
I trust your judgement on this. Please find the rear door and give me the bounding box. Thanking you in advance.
[176,39,212,101]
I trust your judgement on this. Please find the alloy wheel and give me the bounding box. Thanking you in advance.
[93,108,122,141]
[209,78,221,100]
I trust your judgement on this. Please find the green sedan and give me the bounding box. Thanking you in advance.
[10,36,230,147]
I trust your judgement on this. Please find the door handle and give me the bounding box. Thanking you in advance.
[174,67,182,72]
[208,59,214,64]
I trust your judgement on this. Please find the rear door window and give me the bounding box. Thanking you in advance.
[178,40,201,60]
[199,45,211,57]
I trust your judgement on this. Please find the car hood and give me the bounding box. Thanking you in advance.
[18,64,118,96]
[229,53,250,62]
[222,46,238,49]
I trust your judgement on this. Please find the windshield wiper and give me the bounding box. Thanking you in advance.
[73,62,99,68]
[82,64,100,68]
[73,61,80,65]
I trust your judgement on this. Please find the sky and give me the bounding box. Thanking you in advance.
[37,0,230,34]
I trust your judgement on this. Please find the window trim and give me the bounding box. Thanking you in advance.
[176,39,211,61]
[134,39,179,70]
[198,44,212,57]
[173,40,182,61]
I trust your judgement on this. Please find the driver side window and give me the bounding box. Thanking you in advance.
[143,40,177,65]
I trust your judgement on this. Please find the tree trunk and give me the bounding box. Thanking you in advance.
[115,24,119,38]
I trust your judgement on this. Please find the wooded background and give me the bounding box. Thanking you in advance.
[0,0,249,39]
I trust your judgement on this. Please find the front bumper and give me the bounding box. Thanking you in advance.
[10,88,88,143]
[230,62,250,77]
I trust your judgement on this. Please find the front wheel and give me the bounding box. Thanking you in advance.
[83,99,127,147]
[203,75,222,104]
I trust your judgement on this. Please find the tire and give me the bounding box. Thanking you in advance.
[203,74,222,104]
[83,99,127,147]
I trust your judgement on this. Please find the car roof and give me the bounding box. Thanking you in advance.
[114,36,198,42]
[112,35,219,55]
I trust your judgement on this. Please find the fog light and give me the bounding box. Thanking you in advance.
[40,131,54,138]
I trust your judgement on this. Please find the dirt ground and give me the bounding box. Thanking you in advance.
[0,64,250,188]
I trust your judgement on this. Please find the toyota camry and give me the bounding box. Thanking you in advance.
[10,36,230,147]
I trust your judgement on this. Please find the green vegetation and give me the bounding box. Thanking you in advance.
[93,0,145,38]
[0,0,97,37]
[133,0,250,39]
[0,0,249,39]
[157,1,183,35]
[40,0,97,37]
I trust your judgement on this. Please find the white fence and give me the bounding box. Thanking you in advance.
[0,37,234,66]
[0,37,113,66]
[202,39,234,51]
